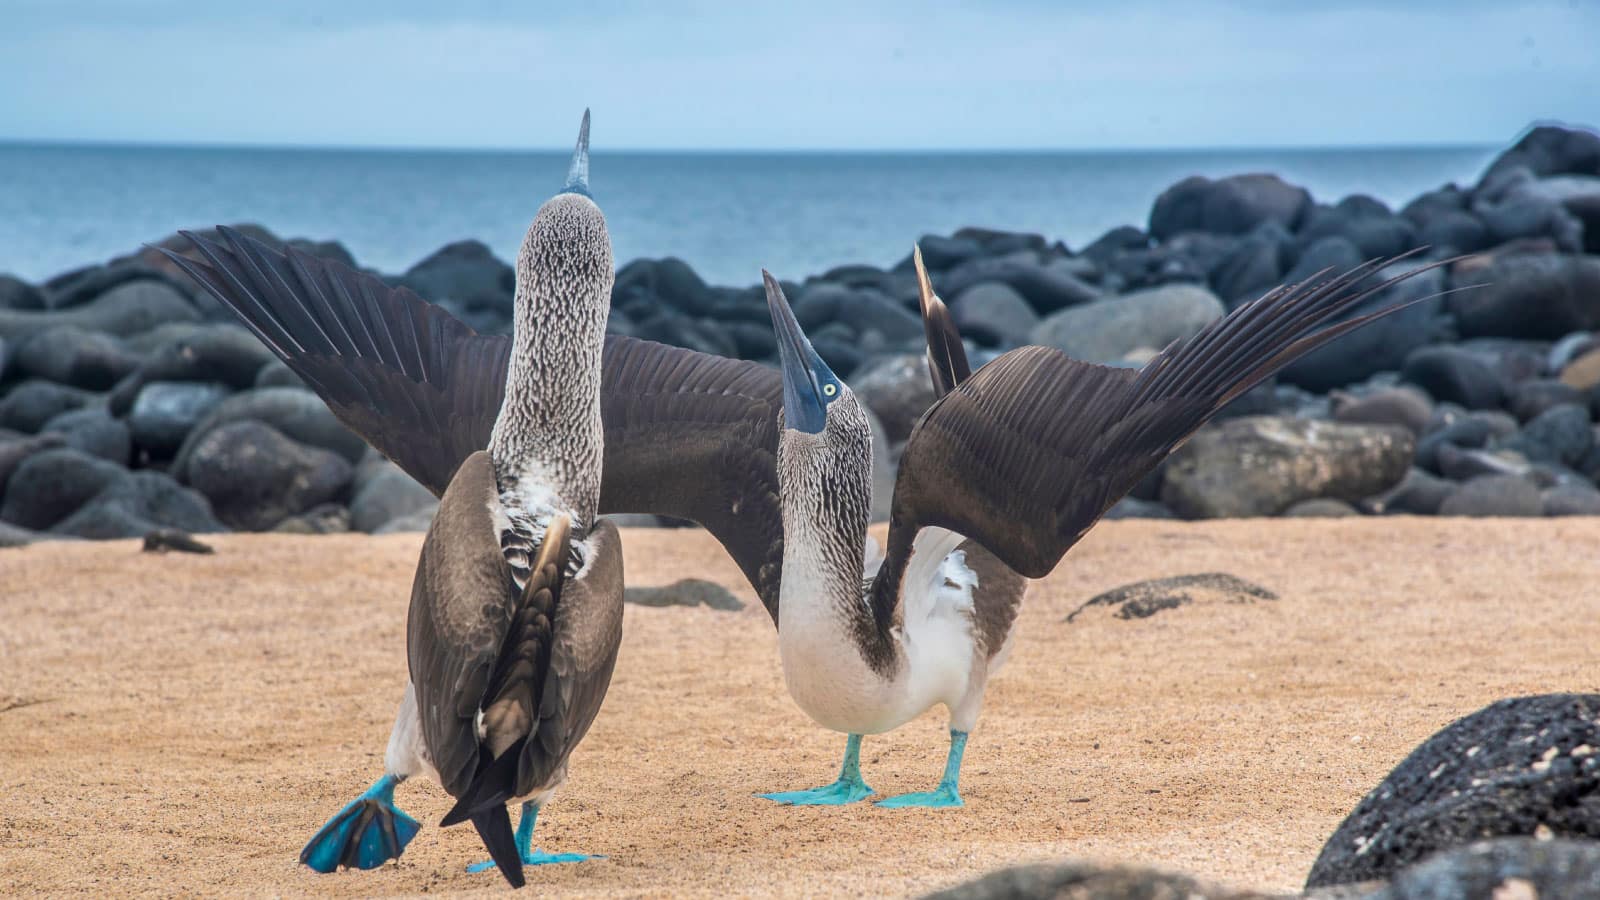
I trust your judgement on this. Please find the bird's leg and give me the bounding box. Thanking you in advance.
[466,802,598,871]
[876,730,967,808]
[758,733,875,806]
[299,773,422,872]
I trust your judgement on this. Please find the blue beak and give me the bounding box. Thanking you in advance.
[763,270,828,434]
[562,109,591,197]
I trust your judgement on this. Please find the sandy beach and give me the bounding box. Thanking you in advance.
[2,518,1597,898]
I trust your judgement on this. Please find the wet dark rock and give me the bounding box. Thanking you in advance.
[1361,467,1455,516]
[1102,497,1176,520]
[936,256,1100,314]
[0,380,97,433]
[1438,473,1543,517]
[399,239,514,309]
[926,860,1273,900]
[1284,498,1360,517]
[1148,173,1311,240]
[0,275,46,311]
[1162,417,1414,518]
[1504,403,1593,467]
[851,353,937,444]
[40,407,131,464]
[1417,210,1492,253]
[793,284,922,343]
[914,235,984,270]
[128,381,233,457]
[0,431,66,495]
[1543,483,1600,516]
[142,528,215,554]
[182,420,353,531]
[0,448,127,529]
[1295,202,1418,260]
[613,257,716,317]
[175,387,366,470]
[253,360,304,390]
[950,282,1037,346]
[52,471,224,538]
[1331,387,1433,436]
[1450,253,1600,340]
[1210,223,1288,305]
[1371,838,1600,900]
[43,260,196,310]
[1401,346,1506,410]
[1029,283,1223,364]
[1280,260,1453,394]
[1509,378,1585,422]
[349,462,438,533]
[1283,235,1364,286]
[1306,693,1600,887]
[809,332,867,379]
[11,326,141,390]
[629,309,738,359]
[624,578,745,611]
[1066,573,1276,623]
[1080,225,1149,267]
[107,323,277,415]
[1401,184,1469,225]
[1481,124,1600,184]
[1475,191,1584,252]
[1435,445,1530,482]
[0,279,199,343]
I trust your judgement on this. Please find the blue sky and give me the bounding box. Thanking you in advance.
[3,1,1596,150]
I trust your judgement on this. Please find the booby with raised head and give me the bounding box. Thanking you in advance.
[747,249,1448,807]
[163,111,622,888]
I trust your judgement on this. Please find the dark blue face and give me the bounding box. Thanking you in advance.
[763,271,841,434]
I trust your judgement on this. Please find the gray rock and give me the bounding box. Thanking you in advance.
[1306,693,1600,888]
[1450,254,1600,340]
[51,471,224,538]
[1280,261,1453,393]
[0,380,97,433]
[1103,497,1176,520]
[0,279,199,342]
[174,387,366,470]
[1435,445,1530,482]
[934,256,1100,313]
[913,234,984,270]
[0,274,46,311]
[0,431,66,495]
[1284,235,1364,286]
[1370,838,1600,900]
[923,859,1271,900]
[1284,498,1360,517]
[400,239,513,306]
[128,381,233,456]
[1417,210,1492,253]
[1210,223,1288,305]
[253,359,305,390]
[183,420,353,531]
[107,323,277,415]
[0,448,126,529]
[1543,483,1600,516]
[1029,283,1224,364]
[1401,346,1506,410]
[0,520,47,547]
[349,462,438,533]
[1148,172,1312,240]
[1504,403,1593,467]
[11,326,142,390]
[1161,417,1414,518]
[950,282,1037,346]
[624,578,745,611]
[1360,467,1456,516]
[272,503,352,534]
[612,257,715,318]
[373,507,437,534]
[1331,387,1433,436]
[1509,378,1585,422]
[1480,124,1600,184]
[793,283,922,343]
[1437,473,1543,517]
[851,354,937,444]
[40,407,131,464]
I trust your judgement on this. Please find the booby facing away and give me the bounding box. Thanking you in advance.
[749,249,1448,807]
[164,112,622,888]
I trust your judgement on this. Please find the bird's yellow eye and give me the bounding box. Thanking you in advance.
[823,383,837,397]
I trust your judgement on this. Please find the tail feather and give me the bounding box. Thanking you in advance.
[469,804,525,889]
[913,244,971,398]
[440,740,525,828]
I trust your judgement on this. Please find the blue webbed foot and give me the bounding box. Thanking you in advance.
[467,850,598,872]
[875,784,963,808]
[758,776,876,806]
[300,775,420,872]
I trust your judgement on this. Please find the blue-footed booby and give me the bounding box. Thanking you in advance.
[163,111,622,888]
[746,248,1449,807]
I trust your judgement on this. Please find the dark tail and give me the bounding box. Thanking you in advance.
[469,804,525,889]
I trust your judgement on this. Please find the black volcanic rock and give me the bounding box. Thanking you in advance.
[1480,123,1600,185]
[183,420,352,531]
[1148,173,1311,240]
[0,447,126,530]
[1401,347,1506,410]
[0,380,97,433]
[11,326,141,390]
[1449,253,1600,339]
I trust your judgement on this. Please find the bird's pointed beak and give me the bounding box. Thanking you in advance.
[912,243,939,318]
[763,270,827,434]
[563,109,591,197]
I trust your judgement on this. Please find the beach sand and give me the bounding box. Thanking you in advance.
[2,519,1596,898]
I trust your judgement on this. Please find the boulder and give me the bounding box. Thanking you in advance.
[0,380,97,433]
[1029,283,1224,364]
[1080,225,1148,267]
[182,420,353,531]
[1330,387,1433,436]
[1435,445,1530,483]
[1503,403,1593,467]
[1305,693,1600,887]
[271,503,352,535]
[1369,838,1600,900]
[949,282,1038,346]
[1360,467,1455,516]
[0,279,199,343]
[174,387,366,469]
[400,239,514,308]
[1437,474,1543,517]
[1401,347,1506,410]
[629,309,738,359]
[1449,254,1600,339]
[793,284,922,343]
[1294,202,1418,260]
[0,274,46,311]
[913,235,984,270]
[933,256,1100,313]
[612,257,716,318]
[1417,210,1492,253]
[624,578,745,612]
[0,520,46,548]
[128,381,233,457]
[1284,498,1360,517]
[1561,349,1600,394]
[1209,223,1288,305]
[11,326,141,390]
[0,448,126,529]
[1543,483,1600,516]
[1283,235,1363,286]
[0,431,66,495]
[1148,173,1311,240]
[1161,417,1414,518]
[923,859,1270,900]
[374,508,437,534]
[1401,184,1469,224]
[1479,125,1600,185]
[51,471,224,539]
[1508,378,1585,422]
[851,354,938,444]
[43,260,195,310]
[253,360,305,390]
[40,408,131,464]
[349,462,438,533]
[1103,497,1176,520]
[107,323,277,414]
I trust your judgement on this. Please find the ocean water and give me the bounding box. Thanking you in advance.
[0,142,1497,287]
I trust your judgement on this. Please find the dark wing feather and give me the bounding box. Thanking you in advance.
[914,245,971,399]
[159,227,509,495]
[166,229,788,615]
[871,253,1447,619]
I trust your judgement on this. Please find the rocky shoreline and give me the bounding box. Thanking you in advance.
[2,124,1599,543]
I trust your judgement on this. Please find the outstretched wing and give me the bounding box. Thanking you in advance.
[165,228,788,616]
[870,252,1446,619]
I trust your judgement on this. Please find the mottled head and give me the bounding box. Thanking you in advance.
[763,271,872,533]
[517,109,612,323]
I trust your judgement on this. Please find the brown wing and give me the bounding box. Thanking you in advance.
[408,451,518,797]
[870,253,1447,619]
[166,228,787,616]
[517,518,624,797]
